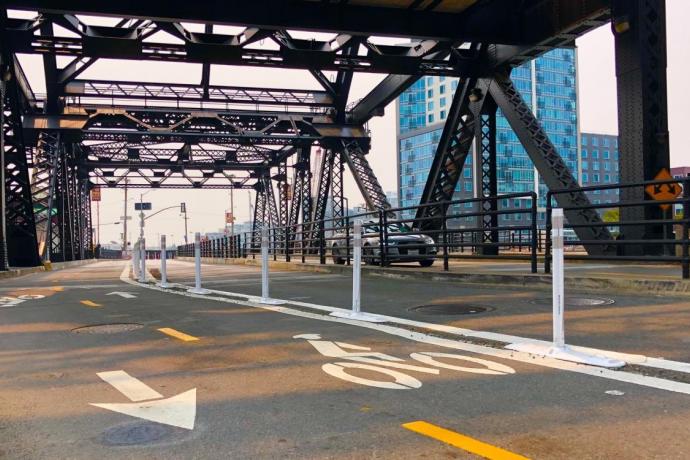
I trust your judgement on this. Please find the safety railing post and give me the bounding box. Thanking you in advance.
[530,192,538,273]
[159,234,170,288]
[345,215,351,266]
[272,228,277,261]
[139,237,146,283]
[442,210,449,271]
[187,232,209,295]
[319,228,326,265]
[681,174,690,280]
[545,193,553,274]
[285,225,291,262]
[378,211,387,267]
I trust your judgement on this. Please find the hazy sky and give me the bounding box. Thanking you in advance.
[13,2,690,246]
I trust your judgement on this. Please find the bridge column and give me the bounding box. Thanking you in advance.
[475,97,499,256]
[612,0,670,253]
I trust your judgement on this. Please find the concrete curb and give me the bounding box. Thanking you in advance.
[0,259,99,280]
[178,256,690,297]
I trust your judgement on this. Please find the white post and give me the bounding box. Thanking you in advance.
[159,234,169,288]
[259,227,283,304]
[329,219,384,323]
[187,232,209,294]
[139,238,146,283]
[551,208,565,349]
[505,207,625,368]
[352,219,362,314]
[132,240,140,278]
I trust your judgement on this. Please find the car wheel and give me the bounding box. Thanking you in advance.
[332,244,345,265]
[418,259,434,267]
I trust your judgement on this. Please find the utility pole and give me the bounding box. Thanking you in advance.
[230,186,235,236]
[182,202,189,244]
[122,178,128,257]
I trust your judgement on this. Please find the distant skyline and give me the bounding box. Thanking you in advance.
[12,2,690,245]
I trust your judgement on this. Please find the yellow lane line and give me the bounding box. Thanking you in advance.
[80,300,102,308]
[402,421,530,460]
[157,327,200,342]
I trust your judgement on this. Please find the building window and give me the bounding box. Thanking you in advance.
[463,169,471,178]
[581,149,587,158]
[593,162,600,171]
[428,114,434,123]
[439,85,446,94]
[592,150,599,159]
[452,80,458,90]
[604,137,610,147]
[603,150,610,159]
[582,173,589,183]
[464,182,472,192]
[582,161,588,170]
[582,136,587,146]
[428,101,434,110]
[592,137,599,146]
[593,174,600,182]
[440,110,446,120]
[440,97,446,107]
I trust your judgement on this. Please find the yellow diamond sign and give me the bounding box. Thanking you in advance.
[645,168,682,211]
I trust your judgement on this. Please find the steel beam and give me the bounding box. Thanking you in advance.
[340,140,390,211]
[475,98,499,255]
[612,0,670,253]
[416,78,486,231]
[488,72,612,254]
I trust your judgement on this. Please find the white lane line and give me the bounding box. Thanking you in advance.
[96,370,163,402]
[119,264,690,395]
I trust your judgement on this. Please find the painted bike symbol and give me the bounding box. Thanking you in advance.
[294,334,515,390]
[0,294,45,308]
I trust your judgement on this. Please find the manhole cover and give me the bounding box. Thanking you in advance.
[529,297,615,307]
[101,422,174,446]
[409,304,493,315]
[72,323,144,334]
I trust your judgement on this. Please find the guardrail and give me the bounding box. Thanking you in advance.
[545,175,690,279]
[177,193,539,273]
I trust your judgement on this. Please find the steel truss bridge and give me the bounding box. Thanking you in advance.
[0,0,670,267]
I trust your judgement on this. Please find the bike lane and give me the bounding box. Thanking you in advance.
[1,261,690,459]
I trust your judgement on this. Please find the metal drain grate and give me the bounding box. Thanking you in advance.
[529,297,615,307]
[72,323,144,334]
[101,422,175,446]
[409,304,493,315]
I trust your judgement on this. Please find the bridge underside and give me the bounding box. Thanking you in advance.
[0,0,669,267]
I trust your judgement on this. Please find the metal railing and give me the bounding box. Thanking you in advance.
[177,192,539,273]
[545,176,690,279]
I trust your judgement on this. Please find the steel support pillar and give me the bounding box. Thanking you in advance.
[1,54,40,267]
[31,132,62,262]
[612,0,670,254]
[340,140,390,211]
[416,78,487,230]
[475,98,499,255]
[488,72,613,255]
[331,153,345,228]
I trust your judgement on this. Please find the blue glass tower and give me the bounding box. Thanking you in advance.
[396,48,580,225]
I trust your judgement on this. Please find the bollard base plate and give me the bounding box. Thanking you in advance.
[330,311,387,323]
[158,282,171,289]
[187,287,211,295]
[259,297,285,305]
[506,342,626,368]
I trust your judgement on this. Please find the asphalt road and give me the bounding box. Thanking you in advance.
[1,260,690,459]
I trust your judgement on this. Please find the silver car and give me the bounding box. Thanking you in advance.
[330,222,437,267]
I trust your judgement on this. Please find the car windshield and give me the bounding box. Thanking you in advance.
[362,222,412,234]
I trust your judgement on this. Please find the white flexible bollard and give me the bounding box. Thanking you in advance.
[259,227,283,305]
[132,241,140,279]
[159,234,170,288]
[551,208,566,348]
[139,238,146,283]
[188,232,210,294]
[506,208,624,367]
[331,219,384,322]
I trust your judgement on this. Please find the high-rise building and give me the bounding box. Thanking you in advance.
[396,48,579,225]
[580,132,620,206]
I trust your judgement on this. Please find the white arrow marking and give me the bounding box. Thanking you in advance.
[91,370,196,430]
[106,291,137,299]
[96,370,163,401]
